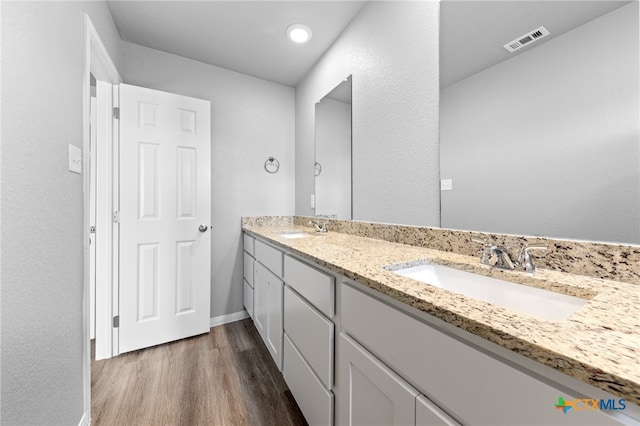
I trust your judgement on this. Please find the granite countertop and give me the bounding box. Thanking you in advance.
[242,224,640,405]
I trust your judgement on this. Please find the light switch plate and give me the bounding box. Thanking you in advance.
[68,144,82,174]
[440,178,453,191]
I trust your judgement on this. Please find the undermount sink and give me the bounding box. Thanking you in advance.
[279,231,311,239]
[385,260,588,321]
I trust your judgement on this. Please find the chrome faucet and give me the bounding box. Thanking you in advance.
[472,238,493,265]
[490,245,516,270]
[473,238,548,273]
[473,238,514,269]
[516,243,548,273]
[308,220,328,233]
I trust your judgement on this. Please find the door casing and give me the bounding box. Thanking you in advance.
[83,13,121,424]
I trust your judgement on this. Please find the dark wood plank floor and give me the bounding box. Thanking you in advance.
[91,319,307,426]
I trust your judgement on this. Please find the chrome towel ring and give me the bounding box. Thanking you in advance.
[264,157,280,174]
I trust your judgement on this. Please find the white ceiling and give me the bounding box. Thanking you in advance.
[107,1,633,89]
[440,0,632,88]
[106,1,368,87]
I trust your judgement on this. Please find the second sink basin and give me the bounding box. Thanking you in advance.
[279,231,311,239]
[386,261,588,321]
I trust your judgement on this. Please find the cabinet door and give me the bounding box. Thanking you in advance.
[339,333,418,426]
[254,262,268,337]
[243,279,254,319]
[254,262,283,370]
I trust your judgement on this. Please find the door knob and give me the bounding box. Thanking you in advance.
[199,224,209,232]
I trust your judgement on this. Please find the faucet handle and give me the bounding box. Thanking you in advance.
[308,219,328,233]
[517,243,548,273]
[471,238,492,264]
[517,243,548,259]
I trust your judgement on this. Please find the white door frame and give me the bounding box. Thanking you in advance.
[82,13,121,425]
[90,96,97,341]
[94,80,118,360]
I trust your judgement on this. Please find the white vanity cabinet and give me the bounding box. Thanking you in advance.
[340,282,626,426]
[416,395,460,426]
[283,255,336,426]
[339,333,419,426]
[339,332,459,426]
[242,234,255,318]
[252,238,284,370]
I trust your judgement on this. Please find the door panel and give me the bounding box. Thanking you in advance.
[177,147,196,218]
[266,271,283,366]
[138,142,159,219]
[119,84,211,354]
[339,333,418,426]
[254,261,283,369]
[254,262,268,338]
[176,241,195,314]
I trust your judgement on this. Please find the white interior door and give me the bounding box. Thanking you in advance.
[118,83,211,354]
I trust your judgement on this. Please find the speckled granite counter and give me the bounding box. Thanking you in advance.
[242,222,640,406]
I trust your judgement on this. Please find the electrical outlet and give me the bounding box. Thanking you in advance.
[310,194,315,208]
[440,179,453,191]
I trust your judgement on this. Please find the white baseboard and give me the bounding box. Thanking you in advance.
[210,310,249,328]
[78,411,90,426]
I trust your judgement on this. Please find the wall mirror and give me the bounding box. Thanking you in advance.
[314,75,352,219]
[440,1,639,244]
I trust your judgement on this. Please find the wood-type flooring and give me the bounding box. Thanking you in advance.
[91,319,307,426]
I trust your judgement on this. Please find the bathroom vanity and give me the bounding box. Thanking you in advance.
[242,217,639,426]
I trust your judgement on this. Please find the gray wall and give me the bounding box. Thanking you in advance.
[440,2,640,244]
[1,1,121,424]
[295,1,441,226]
[122,42,295,320]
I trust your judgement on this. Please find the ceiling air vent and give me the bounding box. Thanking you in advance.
[504,26,550,53]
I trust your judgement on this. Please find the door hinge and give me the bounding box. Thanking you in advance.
[113,316,119,328]
[113,107,120,119]
[113,211,120,223]
[90,226,96,234]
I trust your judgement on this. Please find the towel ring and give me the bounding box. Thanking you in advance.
[264,157,280,174]
[314,161,322,177]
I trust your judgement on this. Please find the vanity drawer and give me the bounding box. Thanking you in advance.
[243,233,254,256]
[243,252,254,287]
[283,334,333,426]
[255,239,283,277]
[243,279,254,318]
[284,255,335,317]
[284,285,334,389]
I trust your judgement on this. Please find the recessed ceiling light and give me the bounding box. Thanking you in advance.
[286,24,312,44]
